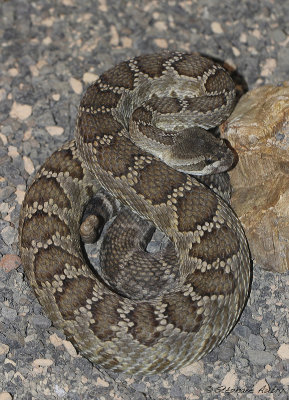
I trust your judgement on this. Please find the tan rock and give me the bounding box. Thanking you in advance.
[0,255,21,272]
[49,333,63,347]
[63,340,78,357]
[179,360,204,376]
[23,156,35,175]
[220,82,289,272]
[83,72,99,84]
[45,125,64,136]
[221,369,238,390]
[277,343,289,360]
[95,377,109,387]
[280,376,289,385]
[153,38,168,49]
[0,132,8,145]
[109,25,119,46]
[10,102,32,120]
[16,185,26,205]
[8,146,19,158]
[121,37,132,48]
[32,358,53,367]
[0,343,9,356]
[253,378,270,394]
[211,21,224,34]
[0,393,13,400]
[69,77,83,95]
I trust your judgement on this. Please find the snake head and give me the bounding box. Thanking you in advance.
[161,127,236,175]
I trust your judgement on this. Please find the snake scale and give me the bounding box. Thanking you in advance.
[19,52,251,374]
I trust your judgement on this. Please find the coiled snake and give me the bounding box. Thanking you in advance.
[19,52,251,374]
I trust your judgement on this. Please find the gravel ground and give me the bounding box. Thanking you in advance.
[1,0,289,399]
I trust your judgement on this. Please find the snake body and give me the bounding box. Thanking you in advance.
[19,52,251,374]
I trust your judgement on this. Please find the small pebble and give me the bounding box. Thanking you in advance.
[96,377,109,388]
[83,72,98,84]
[23,156,34,174]
[45,126,64,136]
[9,102,32,120]
[261,58,277,77]
[211,21,223,34]
[0,255,21,272]
[153,38,168,48]
[32,358,54,368]
[63,340,78,358]
[69,77,83,94]
[0,393,13,400]
[0,343,9,356]
[277,343,289,360]
[253,378,270,394]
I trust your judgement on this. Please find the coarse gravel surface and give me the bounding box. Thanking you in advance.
[1,0,289,399]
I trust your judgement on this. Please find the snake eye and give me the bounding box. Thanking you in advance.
[205,158,214,165]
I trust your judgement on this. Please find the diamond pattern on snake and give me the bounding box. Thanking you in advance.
[19,51,251,375]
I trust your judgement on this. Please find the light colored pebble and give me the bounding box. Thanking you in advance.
[52,93,60,101]
[0,255,21,272]
[62,0,74,5]
[4,359,16,367]
[154,20,167,30]
[96,377,109,387]
[0,88,6,102]
[253,378,270,394]
[211,21,223,34]
[69,77,83,94]
[109,25,119,46]
[179,360,204,376]
[49,333,63,347]
[54,385,67,397]
[252,29,261,39]
[23,156,35,174]
[63,340,78,357]
[232,46,240,57]
[261,58,277,77]
[0,132,8,145]
[42,17,54,27]
[8,146,19,158]
[98,0,108,12]
[29,65,39,77]
[23,129,32,141]
[280,376,289,385]
[0,202,9,213]
[83,72,99,84]
[0,343,9,356]
[43,36,52,45]
[121,37,132,48]
[15,186,26,205]
[8,68,18,77]
[153,38,168,48]
[10,102,32,120]
[240,32,247,43]
[45,125,64,136]
[277,343,289,360]
[0,393,13,400]
[32,358,54,367]
[221,369,237,390]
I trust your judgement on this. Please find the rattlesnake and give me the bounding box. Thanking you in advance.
[19,52,251,374]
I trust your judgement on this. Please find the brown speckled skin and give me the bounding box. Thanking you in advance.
[19,52,251,374]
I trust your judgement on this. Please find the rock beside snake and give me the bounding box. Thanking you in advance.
[19,52,251,374]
